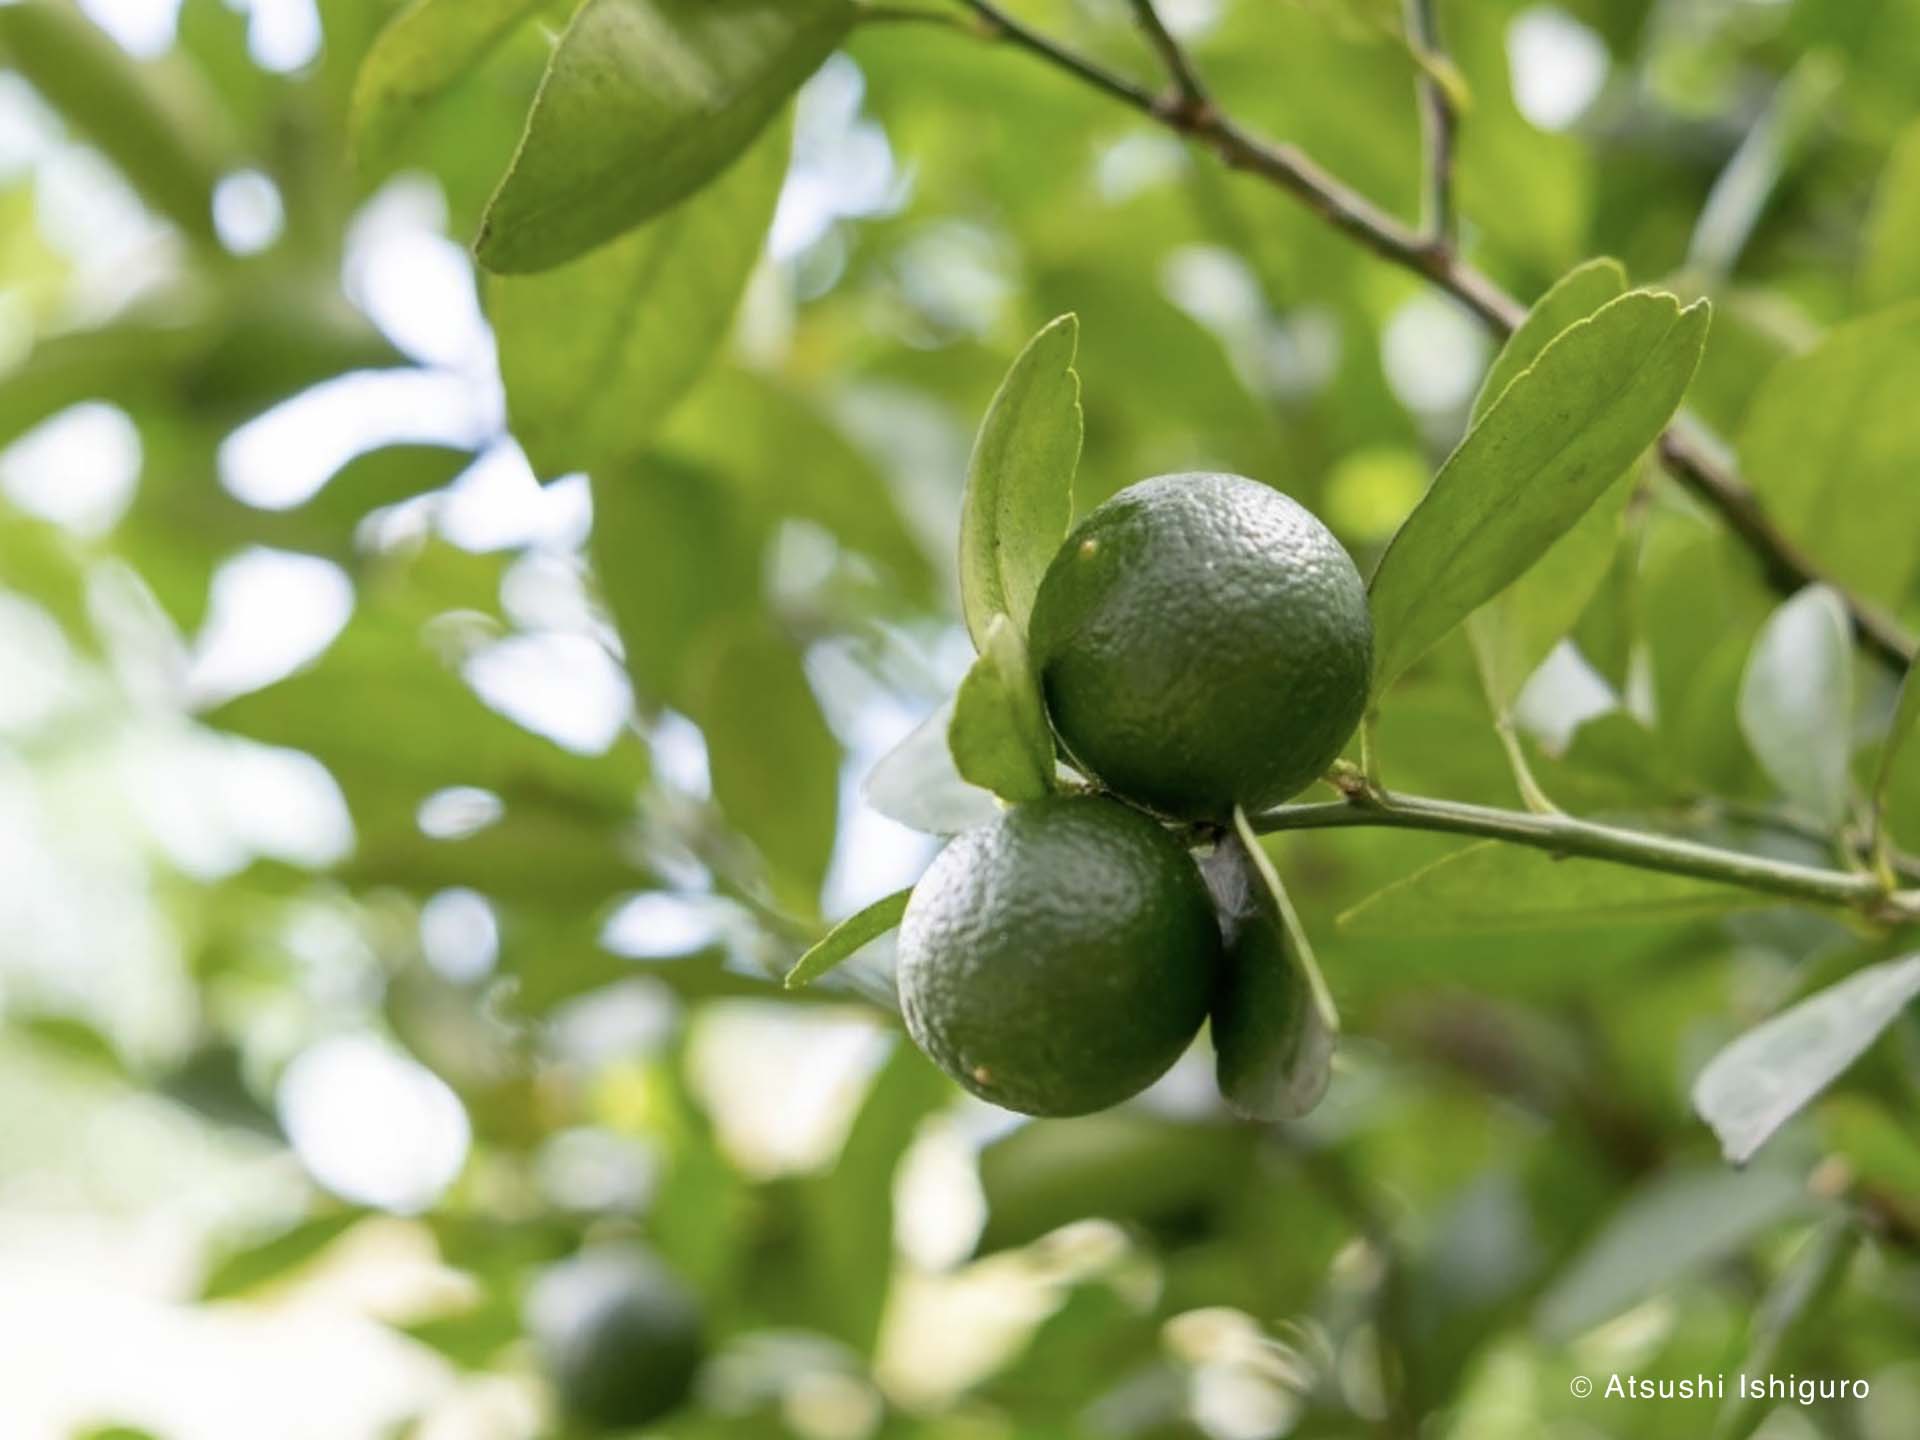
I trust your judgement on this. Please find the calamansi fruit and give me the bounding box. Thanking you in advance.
[528,1247,705,1431]
[1028,472,1372,820]
[897,794,1222,1116]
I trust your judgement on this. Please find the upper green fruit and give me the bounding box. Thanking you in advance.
[528,1247,704,1431]
[897,793,1222,1117]
[1028,472,1373,819]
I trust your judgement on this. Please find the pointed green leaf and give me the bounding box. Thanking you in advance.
[786,888,911,988]
[1714,1219,1861,1440]
[475,0,851,273]
[1739,304,1920,609]
[1206,810,1338,1121]
[959,315,1083,650]
[1469,257,1628,423]
[1339,841,1767,937]
[1874,657,1920,833]
[1370,291,1710,692]
[201,1211,368,1300]
[1692,956,1920,1166]
[949,617,1054,803]
[689,619,840,916]
[0,2,228,244]
[861,698,1002,837]
[350,0,555,172]
[1861,119,1920,311]
[491,114,790,478]
[1737,585,1853,827]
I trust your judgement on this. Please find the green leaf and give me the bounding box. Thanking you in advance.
[689,619,840,915]
[1691,955,1920,1166]
[1369,291,1710,692]
[1533,1165,1814,1339]
[1206,811,1338,1122]
[1338,841,1767,937]
[0,2,228,244]
[490,114,790,478]
[1861,118,1920,311]
[349,0,554,172]
[1714,1219,1861,1440]
[861,698,1002,836]
[949,616,1053,803]
[201,1211,367,1299]
[475,0,851,273]
[1873,656,1920,837]
[1738,304,1920,609]
[1469,258,1628,424]
[1737,585,1854,828]
[785,888,911,988]
[959,315,1083,650]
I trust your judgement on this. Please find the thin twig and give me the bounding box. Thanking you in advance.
[1403,0,1456,244]
[936,0,1915,670]
[1128,0,1210,115]
[1253,787,1919,920]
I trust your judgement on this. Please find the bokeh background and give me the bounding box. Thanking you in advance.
[1,1,1918,1437]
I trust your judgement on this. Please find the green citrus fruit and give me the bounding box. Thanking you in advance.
[897,794,1222,1117]
[528,1247,704,1431]
[1028,472,1372,820]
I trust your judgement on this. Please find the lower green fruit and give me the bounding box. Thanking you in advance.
[897,794,1222,1116]
[528,1247,704,1431]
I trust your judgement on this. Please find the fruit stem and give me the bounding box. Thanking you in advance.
[1251,788,1920,918]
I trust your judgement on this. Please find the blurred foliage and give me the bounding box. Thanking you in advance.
[1,1,1919,1438]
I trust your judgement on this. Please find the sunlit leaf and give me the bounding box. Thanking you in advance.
[786,888,910,989]
[1862,118,1920,311]
[959,315,1082,650]
[201,1211,368,1300]
[1468,257,1627,423]
[491,116,790,477]
[949,616,1053,803]
[1737,585,1853,827]
[1370,291,1709,691]
[861,698,1002,837]
[1692,955,1920,1165]
[475,0,851,273]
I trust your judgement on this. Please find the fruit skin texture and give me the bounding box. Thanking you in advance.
[1028,472,1373,820]
[527,1247,704,1431]
[897,793,1222,1117]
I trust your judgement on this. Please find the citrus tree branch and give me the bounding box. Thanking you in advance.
[935,0,1915,670]
[1128,0,1210,113]
[1404,0,1456,244]
[1252,787,1920,920]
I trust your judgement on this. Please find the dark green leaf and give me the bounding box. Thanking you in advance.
[959,315,1082,649]
[1874,656,1920,835]
[786,888,910,989]
[1691,955,1920,1165]
[948,616,1053,803]
[475,0,851,273]
[491,115,790,477]
[1205,812,1338,1122]
[861,698,1002,837]
[1737,585,1853,827]
[0,1,228,244]
[1339,841,1768,936]
[1369,291,1709,691]
[689,619,840,915]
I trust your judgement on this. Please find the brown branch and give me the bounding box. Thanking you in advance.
[1128,0,1209,114]
[1404,0,1456,244]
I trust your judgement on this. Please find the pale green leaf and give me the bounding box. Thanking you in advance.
[1874,658,1920,829]
[861,699,1002,837]
[786,889,911,989]
[1534,1165,1814,1339]
[689,619,840,915]
[0,2,228,244]
[1862,119,1920,310]
[949,616,1053,803]
[959,315,1083,650]
[1737,585,1854,827]
[475,0,851,273]
[1469,257,1627,423]
[491,115,790,478]
[1206,811,1338,1122]
[350,0,556,172]
[1692,956,1920,1165]
[1338,841,1767,937]
[202,1212,367,1300]
[1370,291,1709,692]
[1739,304,1920,609]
